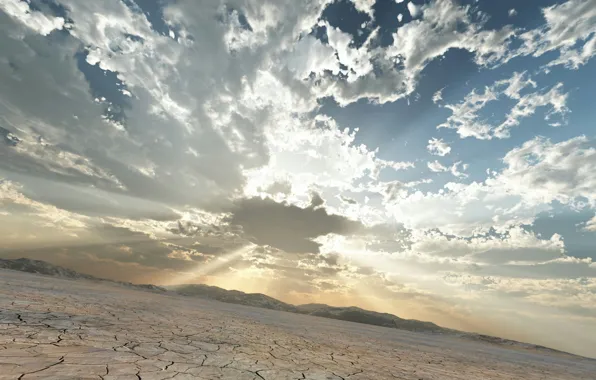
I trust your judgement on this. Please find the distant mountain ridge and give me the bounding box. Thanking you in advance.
[0,258,97,280]
[170,284,445,332]
[0,258,167,293]
[0,258,580,357]
[172,283,299,313]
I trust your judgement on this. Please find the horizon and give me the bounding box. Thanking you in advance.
[1,254,592,359]
[1,0,596,360]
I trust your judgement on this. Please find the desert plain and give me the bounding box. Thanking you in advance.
[0,269,594,380]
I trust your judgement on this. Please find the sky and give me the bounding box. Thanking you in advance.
[1,0,596,357]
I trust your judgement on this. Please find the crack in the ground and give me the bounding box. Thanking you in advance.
[17,355,65,379]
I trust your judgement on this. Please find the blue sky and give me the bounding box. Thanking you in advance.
[1,0,596,357]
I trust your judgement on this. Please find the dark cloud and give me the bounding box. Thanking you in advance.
[226,197,363,253]
[310,192,325,208]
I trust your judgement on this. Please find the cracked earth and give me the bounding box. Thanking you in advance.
[1,270,595,380]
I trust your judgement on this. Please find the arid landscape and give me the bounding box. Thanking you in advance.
[1,268,594,380]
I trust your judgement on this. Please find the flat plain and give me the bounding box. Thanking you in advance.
[1,269,594,380]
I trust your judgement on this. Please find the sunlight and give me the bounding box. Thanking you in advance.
[162,244,255,286]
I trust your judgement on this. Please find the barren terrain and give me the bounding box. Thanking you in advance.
[1,269,594,380]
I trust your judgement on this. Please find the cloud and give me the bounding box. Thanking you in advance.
[488,135,596,207]
[432,88,444,103]
[427,138,451,156]
[0,0,65,36]
[287,35,340,79]
[406,226,564,261]
[406,2,422,19]
[226,196,363,254]
[519,0,596,69]
[243,114,413,202]
[449,161,469,179]
[386,0,515,76]
[0,179,88,232]
[350,0,376,17]
[387,134,596,237]
[439,72,568,139]
[427,160,447,173]
[495,83,569,139]
[586,216,596,232]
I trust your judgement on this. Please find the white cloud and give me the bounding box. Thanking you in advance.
[406,2,422,19]
[243,114,414,205]
[325,22,375,81]
[439,72,568,139]
[427,160,467,178]
[427,138,451,156]
[300,0,518,106]
[586,215,596,232]
[287,35,340,79]
[427,160,448,173]
[407,226,564,260]
[0,0,65,36]
[387,134,596,235]
[432,88,444,103]
[450,161,469,179]
[397,13,403,23]
[488,135,596,207]
[387,0,515,76]
[494,83,569,139]
[508,9,517,17]
[351,0,376,17]
[519,0,596,69]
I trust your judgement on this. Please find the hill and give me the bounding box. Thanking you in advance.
[0,257,97,280]
[171,283,299,313]
[0,258,167,293]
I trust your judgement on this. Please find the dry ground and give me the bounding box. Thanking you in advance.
[1,269,594,380]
